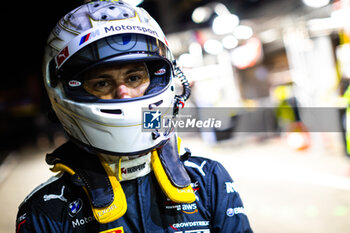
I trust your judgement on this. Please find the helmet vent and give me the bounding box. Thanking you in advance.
[100,109,123,115]
[149,100,163,109]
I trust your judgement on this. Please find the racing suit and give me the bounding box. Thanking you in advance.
[16,141,253,233]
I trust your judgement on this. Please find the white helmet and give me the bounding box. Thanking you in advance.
[43,0,190,156]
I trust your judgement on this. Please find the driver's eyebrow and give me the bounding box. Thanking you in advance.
[124,65,147,75]
[84,73,112,80]
[84,65,147,80]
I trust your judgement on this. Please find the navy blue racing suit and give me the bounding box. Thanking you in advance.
[16,142,253,233]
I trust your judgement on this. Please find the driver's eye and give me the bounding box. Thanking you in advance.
[95,80,109,88]
[128,76,141,82]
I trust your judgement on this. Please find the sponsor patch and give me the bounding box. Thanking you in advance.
[79,33,91,45]
[69,199,83,217]
[56,46,69,66]
[164,200,181,211]
[225,181,238,193]
[72,216,94,228]
[191,181,200,201]
[106,34,137,51]
[121,162,146,174]
[154,68,166,76]
[226,207,246,217]
[43,185,67,202]
[68,80,82,87]
[184,161,207,176]
[163,200,198,214]
[79,30,100,46]
[182,203,198,214]
[172,221,210,230]
[226,208,235,217]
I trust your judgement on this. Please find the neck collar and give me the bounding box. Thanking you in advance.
[99,153,152,182]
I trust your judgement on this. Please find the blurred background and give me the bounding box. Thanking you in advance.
[1,0,350,232]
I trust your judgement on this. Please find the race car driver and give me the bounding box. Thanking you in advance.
[16,1,253,232]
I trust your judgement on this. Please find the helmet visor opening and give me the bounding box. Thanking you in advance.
[52,33,173,102]
[63,59,172,103]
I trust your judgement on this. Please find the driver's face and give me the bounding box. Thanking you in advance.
[83,62,150,99]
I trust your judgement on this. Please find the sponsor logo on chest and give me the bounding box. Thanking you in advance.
[171,221,210,232]
[71,216,94,228]
[121,162,146,174]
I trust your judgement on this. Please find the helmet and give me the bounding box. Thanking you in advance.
[43,0,189,156]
